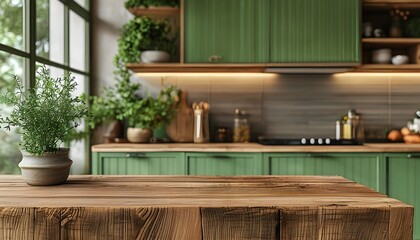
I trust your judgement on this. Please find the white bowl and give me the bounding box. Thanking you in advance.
[392,55,409,65]
[372,48,391,64]
[141,50,170,63]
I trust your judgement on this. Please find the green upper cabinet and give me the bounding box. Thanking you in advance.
[266,153,385,193]
[92,152,186,175]
[270,0,360,63]
[184,0,269,63]
[187,152,267,175]
[387,153,420,239]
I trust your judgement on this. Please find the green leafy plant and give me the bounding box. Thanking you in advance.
[123,86,180,129]
[0,67,88,155]
[83,73,140,130]
[125,0,179,8]
[116,16,176,63]
[406,18,420,37]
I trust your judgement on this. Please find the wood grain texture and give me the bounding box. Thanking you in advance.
[60,207,201,240]
[35,208,60,240]
[0,175,413,239]
[0,208,34,240]
[91,143,420,153]
[201,207,278,240]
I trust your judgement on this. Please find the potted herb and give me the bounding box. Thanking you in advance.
[83,68,140,142]
[124,86,179,143]
[125,0,179,8]
[117,16,176,63]
[0,67,88,186]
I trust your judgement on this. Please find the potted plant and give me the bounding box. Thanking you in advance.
[82,68,141,143]
[0,67,88,186]
[117,16,177,63]
[125,0,179,8]
[124,86,179,143]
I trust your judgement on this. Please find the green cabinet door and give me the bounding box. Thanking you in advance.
[270,0,360,63]
[92,152,186,175]
[184,0,269,63]
[266,153,386,193]
[387,153,420,239]
[187,152,266,175]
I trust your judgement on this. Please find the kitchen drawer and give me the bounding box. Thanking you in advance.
[92,152,186,175]
[187,152,266,175]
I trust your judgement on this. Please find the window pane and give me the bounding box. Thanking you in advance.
[69,73,86,175]
[0,0,24,50]
[36,0,65,63]
[0,51,24,174]
[70,11,86,71]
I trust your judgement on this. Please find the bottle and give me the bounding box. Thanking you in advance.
[233,109,250,143]
[193,108,205,143]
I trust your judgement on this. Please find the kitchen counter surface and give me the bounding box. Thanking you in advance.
[0,175,413,239]
[92,143,420,153]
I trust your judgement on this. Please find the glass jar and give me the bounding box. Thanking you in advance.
[233,109,250,143]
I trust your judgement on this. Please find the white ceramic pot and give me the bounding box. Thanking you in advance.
[141,50,170,63]
[19,149,72,186]
[372,48,392,64]
[127,127,153,143]
[391,55,409,65]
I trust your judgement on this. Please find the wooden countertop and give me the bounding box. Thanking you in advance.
[92,142,420,153]
[0,175,413,239]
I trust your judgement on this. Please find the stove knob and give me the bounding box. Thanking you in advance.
[310,138,316,144]
[325,138,331,144]
[318,138,323,144]
[301,138,307,144]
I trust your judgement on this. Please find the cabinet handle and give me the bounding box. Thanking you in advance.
[407,154,420,158]
[126,153,146,158]
[211,155,231,159]
[307,153,332,158]
[208,55,222,62]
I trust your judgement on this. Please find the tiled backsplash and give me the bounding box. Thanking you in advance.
[135,73,420,141]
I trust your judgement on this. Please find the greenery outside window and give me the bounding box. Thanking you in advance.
[0,0,91,174]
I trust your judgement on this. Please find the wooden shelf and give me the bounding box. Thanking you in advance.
[128,7,180,16]
[363,0,420,9]
[125,63,266,73]
[355,64,420,72]
[363,38,420,44]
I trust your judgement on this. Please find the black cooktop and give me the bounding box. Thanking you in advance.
[258,137,363,146]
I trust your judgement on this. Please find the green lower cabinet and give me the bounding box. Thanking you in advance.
[92,152,186,175]
[187,152,267,175]
[265,153,386,193]
[387,153,420,239]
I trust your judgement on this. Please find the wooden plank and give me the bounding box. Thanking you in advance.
[127,7,180,16]
[280,206,390,239]
[0,207,34,240]
[362,38,420,44]
[61,207,201,240]
[389,205,414,240]
[34,208,60,240]
[201,207,278,240]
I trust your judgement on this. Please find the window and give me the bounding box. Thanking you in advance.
[0,0,91,174]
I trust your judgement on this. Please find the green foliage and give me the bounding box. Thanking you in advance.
[123,86,180,129]
[83,77,141,130]
[116,16,176,63]
[0,67,88,155]
[125,0,179,8]
[406,18,420,37]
